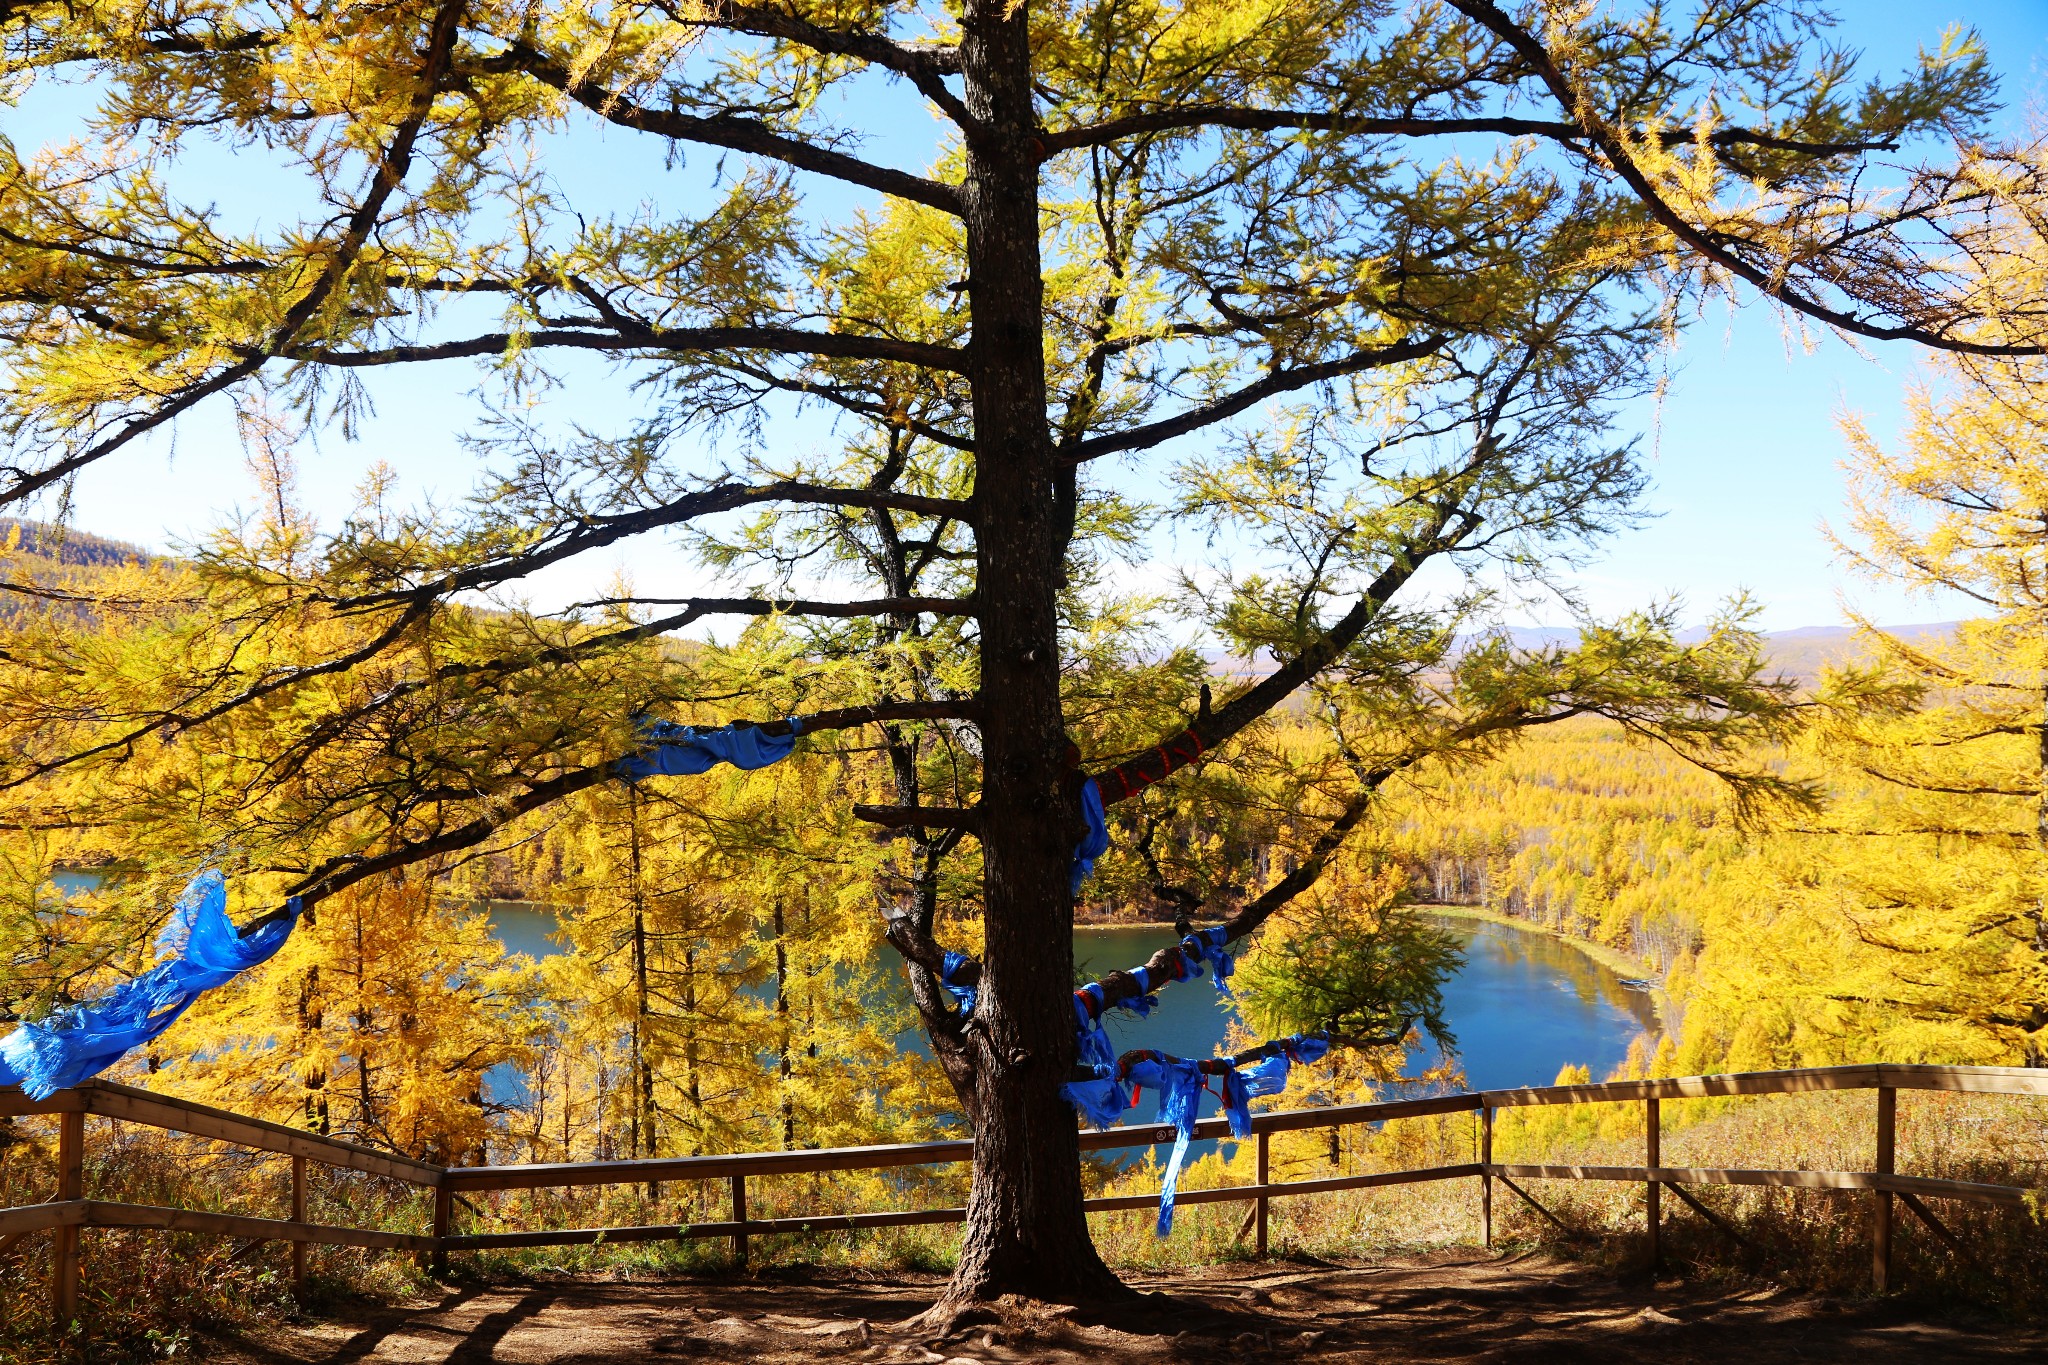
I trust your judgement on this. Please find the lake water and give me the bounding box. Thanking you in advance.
[48,883,1656,1097]
[483,904,1660,1097]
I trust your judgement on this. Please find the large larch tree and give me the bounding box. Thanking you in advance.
[0,0,2042,1306]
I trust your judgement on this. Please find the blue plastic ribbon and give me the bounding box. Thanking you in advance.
[0,872,303,1099]
[1182,926,1235,997]
[1241,1032,1332,1099]
[1070,777,1109,895]
[1121,1052,1208,1235]
[1072,989,1118,1065]
[1241,1053,1291,1097]
[1060,1029,1338,1234]
[1289,1033,1332,1065]
[939,949,978,1018]
[618,715,803,781]
[1218,1065,1253,1138]
[1059,933,1317,1236]
[1116,965,1162,1017]
[1060,1063,1130,1130]
[1064,987,1128,1126]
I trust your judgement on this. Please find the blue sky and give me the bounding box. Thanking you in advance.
[18,2,2048,633]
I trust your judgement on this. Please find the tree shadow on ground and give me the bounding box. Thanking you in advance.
[203,1251,2048,1364]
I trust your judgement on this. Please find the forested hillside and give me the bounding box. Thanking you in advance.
[6,515,2029,1153]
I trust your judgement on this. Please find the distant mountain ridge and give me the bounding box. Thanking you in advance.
[1,520,1961,686]
[1493,622,1961,684]
[0,519,151,568]
[1752,622,1958,683]
[1199,622,1964,686]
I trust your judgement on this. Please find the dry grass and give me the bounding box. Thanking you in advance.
[2,1088,2044,1361]
[0,1114,435,1363]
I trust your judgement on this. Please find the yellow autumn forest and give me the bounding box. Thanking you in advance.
[6,315,2047,1166]
[3,0,2048,1353]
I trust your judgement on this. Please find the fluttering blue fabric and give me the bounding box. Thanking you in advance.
[1121,1051,1208,1235]
[1060,1027,1333,1236]
[1112,966,1163,1017]
[1060,987,1130,1126]
[0,714,803,1101]
[1241,1032,1332,1098]
[1052,927,1332,1235]
[617,716,803,780]
[1061,1063,1128,1129]
[1184,926,1235,997]
[939,949,979,1018]
[0,871,303,1099]
[1217,1065,1254,1139]
[1070,777,1110,895]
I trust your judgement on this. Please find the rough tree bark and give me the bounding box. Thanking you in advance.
[945,0,1125,1305]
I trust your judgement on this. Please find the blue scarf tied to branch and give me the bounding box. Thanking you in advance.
[617,715,803,780]
[939,949,979,1017]
[1120,1051,1213,1235]
[1070,777,1109,895]
[0,715,807,1102]
[0,872,302,1099]
[1060,1027,1335,1235]
[1239,1032,1333,1098]
[1060,987,1130,1127]
[1179,926,1235,996]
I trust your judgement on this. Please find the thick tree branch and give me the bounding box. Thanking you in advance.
[853,803,982,829]
[1089,512,1469,804]
[271,324,967,373]
[1039,106,1898,159]
[670,1,970,125]
[0,0,469,507]
[324,480,973,613]
[1067,335,1448,465]
[1068,703,1605,1017]
[236,698,978,930]
[1443,0,2044,358]
[564,594,976,619]
[474,44,964,214]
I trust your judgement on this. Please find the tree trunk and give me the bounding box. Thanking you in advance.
[629,792,652,1160]
[775,898,795,1149]
[2031,668,2048,1065]
[945,0,1123,1305]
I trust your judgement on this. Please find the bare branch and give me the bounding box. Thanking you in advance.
[472,44,964,214]
[236,698,980,930]
[853,803,982,829]
[322,479,973,613]
[563,594,976,619]
[1090,507,1471,803]
[0,0,470,507]
[668,1,970,125]
[1067,335,1448,465]
[1039,106,1898,159]
[271,324,967,373]
[1443,0,2045,357]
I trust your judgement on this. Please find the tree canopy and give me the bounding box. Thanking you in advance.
[2,0,2043,1306]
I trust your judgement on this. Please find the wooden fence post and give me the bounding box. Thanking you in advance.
[729,1175,748,1267]
[290,1156,307,1293]
[1480,1107,1493,1250]
[1873,1085,1895,1293]
[52,1108,83,1335]
[1254,1130,1270,1257]
[431,1179,452,1277]
[1645,1097,1661,1269]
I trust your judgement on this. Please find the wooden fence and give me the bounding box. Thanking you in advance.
[4,1063,2045,1333]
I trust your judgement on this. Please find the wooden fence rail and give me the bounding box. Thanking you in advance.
[4,1064,2045,1333]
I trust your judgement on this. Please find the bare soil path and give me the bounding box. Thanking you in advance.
[207,1252,2045,1364]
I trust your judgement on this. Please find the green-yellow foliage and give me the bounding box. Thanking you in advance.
[154,877,547,1162]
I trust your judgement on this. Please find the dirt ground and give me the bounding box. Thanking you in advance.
[205,1252,2047,1364]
